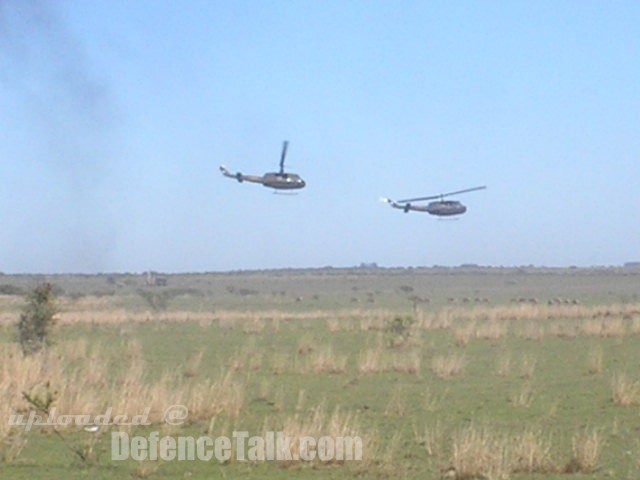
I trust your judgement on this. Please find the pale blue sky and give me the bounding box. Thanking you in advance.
[0,1,638,273]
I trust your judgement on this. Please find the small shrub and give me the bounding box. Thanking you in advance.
[17,284,58,355]
[386,316,415,347]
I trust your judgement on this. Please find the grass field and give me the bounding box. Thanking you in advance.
[1,267,640,479]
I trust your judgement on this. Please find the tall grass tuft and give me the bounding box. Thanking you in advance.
[450,425,511,480]
[273,402,369,464]
[587,345,603,375]
[306,345,348,374]
[611,373,640,406]
[565,429,603,473]
[519,354,537,379]
[431,354,466,379]
[357,347,383,374]
[509,382,534,408]
[183,350,204,378]
[496,352,511,377]
[511,429,555,473]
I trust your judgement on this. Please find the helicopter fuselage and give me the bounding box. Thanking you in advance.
[261,172,306,190]
[384,198,468,216]
[424,200,466,216]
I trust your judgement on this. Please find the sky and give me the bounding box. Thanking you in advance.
[0,0,638,273]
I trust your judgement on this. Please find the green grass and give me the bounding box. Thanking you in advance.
[1,267,640,479]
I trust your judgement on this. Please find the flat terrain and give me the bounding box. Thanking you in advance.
[1,267,640,479]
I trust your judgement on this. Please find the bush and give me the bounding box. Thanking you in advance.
[386,315,416,347]
[17,283,58,355]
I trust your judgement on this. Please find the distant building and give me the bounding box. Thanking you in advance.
[358,262,379,269]
[145,271,168,286]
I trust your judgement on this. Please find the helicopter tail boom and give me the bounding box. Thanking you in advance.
[380,198,411,211]
[219,165,266,184]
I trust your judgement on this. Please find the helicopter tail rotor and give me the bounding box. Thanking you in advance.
[380,198,411,212]
[219,165,244,182]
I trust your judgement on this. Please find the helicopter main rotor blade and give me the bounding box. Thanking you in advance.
[279,141,289,174]
[399,185,486,203]
[398,194,440,203]
[440,185,487,197]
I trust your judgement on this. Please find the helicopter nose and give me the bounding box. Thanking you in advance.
[299,179,306,187]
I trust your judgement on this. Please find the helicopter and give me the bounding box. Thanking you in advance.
[381,186,486,216]
[219,141,306,190]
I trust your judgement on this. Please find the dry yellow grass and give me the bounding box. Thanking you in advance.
[431,354,466,379]
[496,351,511,377]
[242,317,267,334]
[444,423,606,478]
[384,388,410,417]
[450,426,511,480]
[4,304,400,328]
[452,322,475,347]
[357,347,383,374]
[515,322,545,341]
[566,429,603,473]
[511,429,555,473]
[270,352,292,375]
[388,351,421,375]
[519,354,537,379]
[227,341,263,373]
[357,346,420,375]
[305,345,348,374]
[587,345,603,375]
[414,421,444,457]
[183,350,204,378]
[263,402,370,464]
[0,340,246,435]
[611,373,640,406]
[422,388,445,412]
[630,317,640,335]
[415,303,640,338]
[509,382,534,408]
[476,320,509,341]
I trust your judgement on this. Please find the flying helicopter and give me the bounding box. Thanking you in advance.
[381,186,486,216]
[219,141,305,190]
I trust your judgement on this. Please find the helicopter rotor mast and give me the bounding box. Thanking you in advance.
[279,141,289,175]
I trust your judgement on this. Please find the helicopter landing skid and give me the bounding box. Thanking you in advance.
[273,191,299,196]
[437,217,459,222]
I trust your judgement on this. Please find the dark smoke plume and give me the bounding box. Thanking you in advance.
[1,0,119,272]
